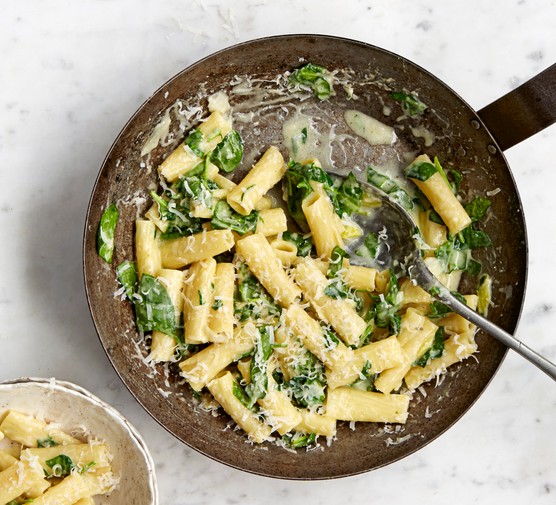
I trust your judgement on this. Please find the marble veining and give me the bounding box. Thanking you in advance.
[1,0,556,504]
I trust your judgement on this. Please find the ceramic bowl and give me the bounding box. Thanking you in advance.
[0,377,158,504]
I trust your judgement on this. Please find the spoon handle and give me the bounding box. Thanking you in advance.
[437,290,556,382]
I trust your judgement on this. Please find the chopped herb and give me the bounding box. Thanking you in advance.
[46,454,74,477]
[79,461,96,474]
[210,130,244,173]
[96,203,118,263]
[37,435,59,448]
[428,209,444,225]
[282,231,313,257]
[211,200,259,235]
[116,260,137,300]
[414,326,445,367]
[390,91,428,116]
[289,63,334,100]
[212,298,223,310]
[367,167,413,210]
[134,274,177,338]
[198,290,204,305]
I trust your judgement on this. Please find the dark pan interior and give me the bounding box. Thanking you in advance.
[83,35,527,479]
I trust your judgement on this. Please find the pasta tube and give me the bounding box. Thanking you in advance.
[227,146,287,215]
[159,229,235,269]
[326,388,409,424]
[208,371,272,443]
[183,258,217,344]
[159,111,232,182]
[294,257,366,347]
[236,233,301,308]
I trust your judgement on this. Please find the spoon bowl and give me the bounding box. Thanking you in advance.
[334,169,556,382]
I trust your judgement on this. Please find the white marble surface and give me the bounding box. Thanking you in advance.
[2,0,556,503]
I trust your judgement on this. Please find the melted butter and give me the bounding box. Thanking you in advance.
[344,109,396,146]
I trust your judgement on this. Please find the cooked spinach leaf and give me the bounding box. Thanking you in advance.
[465,196,491,222]
[282,432,317,448]
[390,91,428,116]
[210,130,244,173]
[283,161,335,231]
[116,260,137,300]
[289,63,334,100]
[96,203,118,263]
[367,167,413,210]
[37,435,59,448]
[244,326,274,407]
[211,200,258,235]
[414,326,445,367]
[134,274,177,338]
[184,128,205,158]
[282,231,313,257]
[46,454,74,477]
[336,172,363,216]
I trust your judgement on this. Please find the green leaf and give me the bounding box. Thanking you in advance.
[212,298,223,310]
[336,172,363,216]
[245,326,274,407]
[327,246,348,278]
[364,232,379,259]
[367,167,413,210]
[350,360,378,391]
[282,432,317,448]
[324,279,350,300]
[282,231,313,257]
[37,435,59,448]
[428,300,452,318]
[134,274,177,338]
[116,260,137,300]
[289,63,334,100]
[465,196,491,222]
[96,203,118,263]
[283,161,335,231]
[211,200,258,235]
[184,128,205,158]
[405,161,437,182]
[370,271,403,333]
[232,381,253,409]
[414,326,445,367]
[79,461,96,474]
[458,226,493,249]
[390,91,427,116]
[210,130,244,173]
[46,454,74,477]
[449,169,463,193]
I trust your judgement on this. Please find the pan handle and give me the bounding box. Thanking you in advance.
[477,63,556,151]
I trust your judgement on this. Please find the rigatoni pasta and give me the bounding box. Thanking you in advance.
[110,85,493,450]
[0,410,117,503]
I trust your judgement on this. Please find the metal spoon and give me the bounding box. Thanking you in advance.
[331,171,556,382]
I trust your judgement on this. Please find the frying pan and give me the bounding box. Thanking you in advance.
[83,35,556,479]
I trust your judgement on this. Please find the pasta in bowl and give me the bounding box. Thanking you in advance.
[0,378,158,504]
[84,35,527,478]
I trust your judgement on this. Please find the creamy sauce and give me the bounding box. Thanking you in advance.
[140,108,172,157]
[410,125,435,147]
[344,109,397,146]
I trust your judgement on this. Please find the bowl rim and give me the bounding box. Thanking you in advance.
[0,376,159,504]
